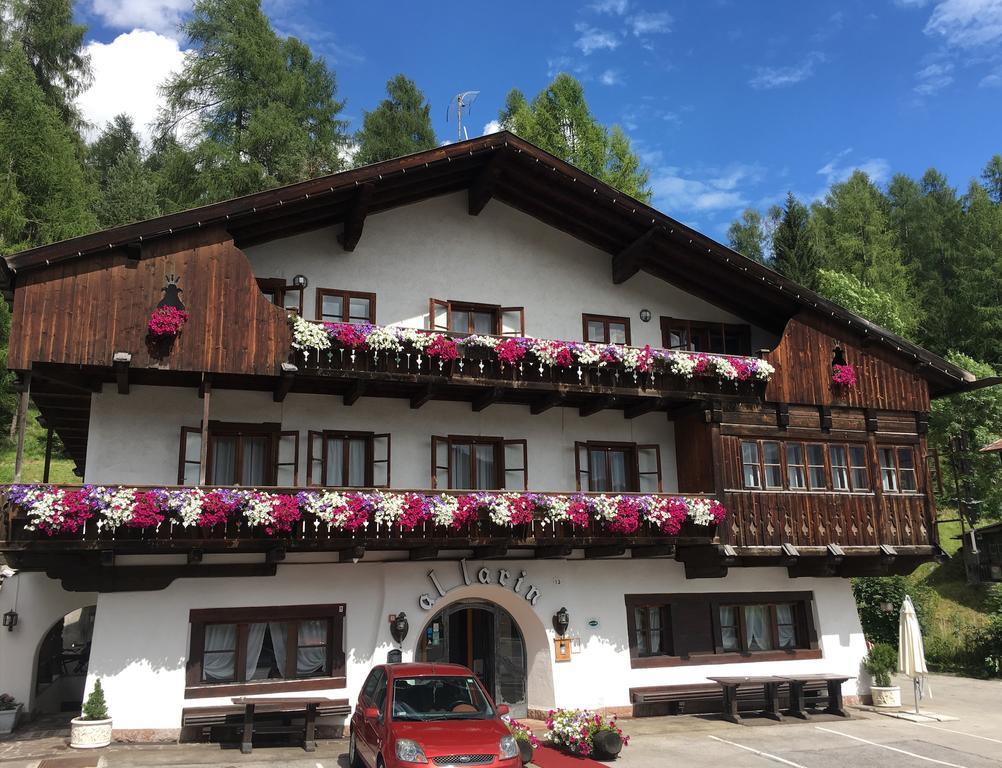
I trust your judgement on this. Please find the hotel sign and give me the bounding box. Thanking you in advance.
[419,559,542,610]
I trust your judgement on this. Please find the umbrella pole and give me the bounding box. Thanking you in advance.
[914,677,921,714]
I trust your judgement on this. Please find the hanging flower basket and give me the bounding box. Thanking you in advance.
[148,306,190,339]
[832,363,857,390]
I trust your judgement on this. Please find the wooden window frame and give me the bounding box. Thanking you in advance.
[660,317,751,356]
[258,277,303,316]
[628,603,674,659]
[575,441,662,493]
[185,603,346,697]
[431,435,528,490]
[429,298,525,336]
[306,430,391,488]
[625,592,820,669]
[178,422,298,486]
[877,444,920,495]
[315,288,377,324]
[737,440,874,494]
[582,313,632,345]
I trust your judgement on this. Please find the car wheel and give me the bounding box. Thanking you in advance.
[349,729,363,768]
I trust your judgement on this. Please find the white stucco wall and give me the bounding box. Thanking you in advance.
[83,559,866,732]
[84,385,679,492]
[243,192,775,351]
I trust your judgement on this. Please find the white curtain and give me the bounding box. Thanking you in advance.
[245,622,268,679]
[719,607,738,651]
[745,606,773,651]
[211,438,237,485]
[242,437,267,486]
[474,445,494,489]
[202,624,237,681]
[296,620,328,676]
[590,449,608,490]
[270,622,288,675]
[609,451,628,492]
[452,444,471,488]
[326,438,344,485]
[776,604,796,648]
[348,439,366,486]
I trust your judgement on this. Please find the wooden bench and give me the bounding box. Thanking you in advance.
[629,681,828,717]
[181,697,350,751]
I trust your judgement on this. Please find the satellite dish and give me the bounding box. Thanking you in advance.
[446,90,480,142]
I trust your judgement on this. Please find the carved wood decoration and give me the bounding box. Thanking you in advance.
[8,226,291,376]
[764,312,930,411]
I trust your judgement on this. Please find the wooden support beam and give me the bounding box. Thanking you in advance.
[409,546,439,561]
[579,396,614,418]
[42,426,53,483]
[188,548,204,565]
[623,397,666,419]
[12,372,30,483]
[530,392,563,415]
[337,183,374,252]
[472,387,503,412]
[199,374,213,399]
[612,226,658,284]
[630,544,676,558]
[343,379,366,406]
[123,242,142,261]
[198,375,211,485]
[266,547,286,564]
[535,544,572,559]
[472,544,508,559]
[468,153,503,215]
[274,362,297,403]
[339,546,365,563]
[584,543,627,559]
[410,383,438,410]
[113,351,131,395]
[31,368,100,394]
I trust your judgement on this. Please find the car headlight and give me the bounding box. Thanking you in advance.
[499,735,519,760]
[395,738,428,764]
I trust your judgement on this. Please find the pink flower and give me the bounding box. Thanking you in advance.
[566,497,590,527]
[266,494,301,534]
[199,490,240,527]
[398,493,431,530]
[127,490,165,529]
[608,497,641,534]
[453,496,481,529]
[709,501,727,525]
[147,306,189,338]
[832,363,857,387]
[425,335,459,361]
[325,322,370,349]
[496,338,528,364]
[732,358,755,381]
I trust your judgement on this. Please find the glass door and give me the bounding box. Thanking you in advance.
[494,608,527,717]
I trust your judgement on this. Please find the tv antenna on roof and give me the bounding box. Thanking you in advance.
[447,90,479,142]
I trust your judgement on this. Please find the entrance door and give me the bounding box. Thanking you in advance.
[417,601,527,718]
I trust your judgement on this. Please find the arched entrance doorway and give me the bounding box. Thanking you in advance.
[416,601,527,717]
[34,605,96,714]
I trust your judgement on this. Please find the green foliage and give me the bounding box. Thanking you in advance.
[498,74,651,202]
[816,269,912,337]
[851,576,933,647]
[88,114,142,187]
[863,643,898,688]
[354,75,436,166]
[727,208,768,263]
[95,151,161,228]
[81,679,109,721]
[0,300,15,433]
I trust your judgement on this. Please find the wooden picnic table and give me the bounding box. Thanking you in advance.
[707,676,788,724]
[778,674,852,719]
[231,696,340,754]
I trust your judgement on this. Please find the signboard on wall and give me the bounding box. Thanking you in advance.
[418,559,543,610]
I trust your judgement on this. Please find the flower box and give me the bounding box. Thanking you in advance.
[0,703,21,734]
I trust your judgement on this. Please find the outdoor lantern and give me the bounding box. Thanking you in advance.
[390,612,409,645]
[879,601,895,614]
[553,607,570,637]
[2,609,17,631]
[639,308,652,323]
[292,274,308,289]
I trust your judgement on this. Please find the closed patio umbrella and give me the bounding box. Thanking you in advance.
[898,595,928,714]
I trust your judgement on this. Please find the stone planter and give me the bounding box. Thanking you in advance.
[591,729,623,761]
[0,705,21,734]
[518,739,533,765]
[870,686,901,708]
[70,717,113,749]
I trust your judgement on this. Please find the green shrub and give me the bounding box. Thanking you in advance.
[863,643,898,688]
[81,679,109,721]
[851,576,933,647]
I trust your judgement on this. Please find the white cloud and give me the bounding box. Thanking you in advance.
[482,120,501,135]
[599,69,623,85]
[589,0,629,15]
[816,150,891,186]
[980,68,1002,86]
[77,30,188,143]
[924,0,1002,47]
[628,11,671,36]
[574,23,620,54]
[87,0,191,38]
[649,163,765,214]
[749,52,825,89]
[914,59,955,93]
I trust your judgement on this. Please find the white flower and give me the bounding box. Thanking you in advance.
[290,315,330,352]
[366,326,404,353]
[575,345,602,366]
[686,497,715,526]
[590,495,620,523]
[372,491,404,528]
[665,351,696,378]
[461,335,499,349]
[710,356,737,380]
[429,495,459,526]
[755,360,775,380]
[165,488,204,527]
[243,493,275,528]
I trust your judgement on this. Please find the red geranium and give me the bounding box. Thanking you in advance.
[148,306,189,338]
[267,494,301,534]
[425,335,459,361]
[128,490,165,528]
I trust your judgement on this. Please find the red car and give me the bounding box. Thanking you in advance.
[349,662,521,768]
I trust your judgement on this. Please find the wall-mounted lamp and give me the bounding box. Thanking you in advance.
[390,612,409,645]
[879,601,895,614]
[639,309,652,323]
[2,609,18,631]
[292,274,308,289]
[552,607,570,637]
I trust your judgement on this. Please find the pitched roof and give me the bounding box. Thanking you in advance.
[1,131,976,394]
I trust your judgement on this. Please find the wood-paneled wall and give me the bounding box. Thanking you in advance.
[765,313,930,412]
[8,227,290,376]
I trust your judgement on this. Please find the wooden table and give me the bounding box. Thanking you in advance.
[231,696,338,753]
[707,676,788,724]
[779,674,853,719]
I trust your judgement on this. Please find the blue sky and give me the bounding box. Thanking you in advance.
[76,0,1002,238]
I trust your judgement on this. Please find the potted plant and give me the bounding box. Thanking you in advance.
[506,718,539,765]
[70,679,112,748]
[864,643,900,708]
[544,709,629,761]
[0,694,21,734]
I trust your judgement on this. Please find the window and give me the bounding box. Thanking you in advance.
[582,314,631,345]
[741,441,761,489]
[631,605,674,658]
[178,424,298,486]
[830,445,850,491]
[786,444,806,490]
[806,443,827,490]
[717,603,802,653]
[307,431,390,487]
[660,317,751,355]
[429,298,524,336]
[575,442,662,493]
[187,604,345,695]
[880,446,919,493]
[738,440,872,493]
[316,289,375,324]
[258,278,303,315]
[431,436,527,490]
[762,441,783,489]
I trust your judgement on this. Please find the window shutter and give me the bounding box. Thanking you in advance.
[636,444,663,493]
[431,435,449,489]
[179,426,202,485]
[283,286,304,315]
[574,441,589,492]
[372,433,391,488]
[500,307,525,337]
[275,430,299,486]
[502,439,528,490]
[307,430,324,486]
[429,299,450,332]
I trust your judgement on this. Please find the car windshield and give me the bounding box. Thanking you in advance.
[391,675,495,721]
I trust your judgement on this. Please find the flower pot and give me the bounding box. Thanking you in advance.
[591,730,623,760]
[0,705,21,734]
[70,717,113,749]
[870,686,901,708]
[518,740,533,765]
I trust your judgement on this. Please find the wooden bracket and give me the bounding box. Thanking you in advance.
[187,548,204,565]
[123,242,142,262]
[266,547,286,564]
[339,546,365,563]
[776,403,790,429]
[579,396,614,418]
[584,543,627,559]
[915,411,929,435]
[864,409,878,432]
[337,183,375,252]
[409,546,439,561]
[612,226,657,284]
[472,544,508,559]
[819,406,833,433]
[535,544,572,559]
[530,392,563,415]
[472,387,503,412]
[624,397,666,419]
[274,362,297,403]
[113,351,132,395]
[343,379,366,406]
[410,383,439,409]
[468,153,503,215]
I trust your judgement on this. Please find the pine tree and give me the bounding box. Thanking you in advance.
[771,192,820,288]
[727,208,767,263]
[81,679,109,720]
[498,74,651,201]
[88,114,142,187]
[95,152,161,228]
[354,75,437,166]
[982,155,1002,204]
